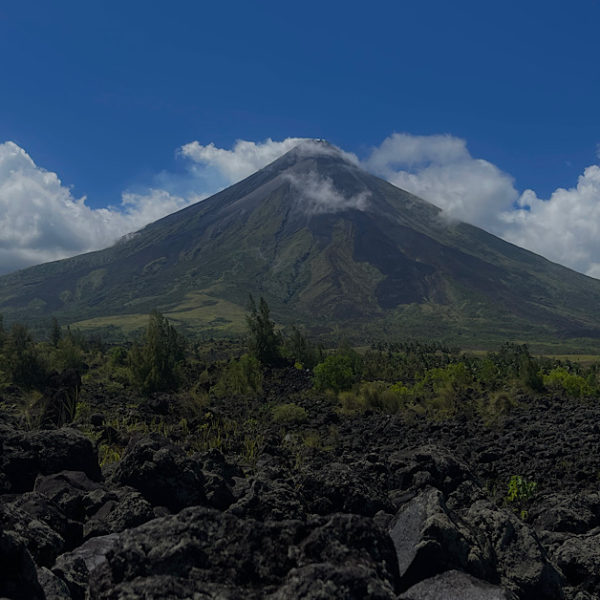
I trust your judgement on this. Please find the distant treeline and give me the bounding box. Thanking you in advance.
[1,296,599,430]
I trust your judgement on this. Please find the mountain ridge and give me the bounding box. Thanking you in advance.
[1,140,600,350]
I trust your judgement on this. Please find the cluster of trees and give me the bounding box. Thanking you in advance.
[1,297,599,426]
[0,315,89,389]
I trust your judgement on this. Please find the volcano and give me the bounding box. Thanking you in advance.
[2,139,600,348]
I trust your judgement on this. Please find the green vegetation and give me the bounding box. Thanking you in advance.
[128,310,185,395]
[211,354,263,398]
[246,295,282,366]
[505,475,538,519]
[543,367,593,398]
[271,403,308,424]
[313,345,362,393]
[2,298,600,492]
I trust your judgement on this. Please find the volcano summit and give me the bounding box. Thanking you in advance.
[1,139,600,348]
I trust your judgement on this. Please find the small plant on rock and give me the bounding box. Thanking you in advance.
[505,475,538,520]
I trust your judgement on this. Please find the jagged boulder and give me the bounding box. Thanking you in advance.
[466,499,564,599]
[0,528,44,600]
[0,427,100,493]
[34,470,102,521]
[388,486,492,590]
[300,459,392,516]
[228,466,304,521]
[9,490,82,552]
[268,563,397,599]
[554,531,600,595]
[530,492,600,534]
[53,534,120,600]
[83,487,154,538]
[0,500,65,567]
[399,570,517,600]
[388,445,479,500]
[37,566,72,600]
[109,434,206,511]
[88,506,399,599]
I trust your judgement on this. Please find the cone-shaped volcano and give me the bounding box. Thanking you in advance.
[2,140,600,347]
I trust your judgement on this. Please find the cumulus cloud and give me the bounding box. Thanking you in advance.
[180,137,308,183]
[284,171,370,214]
[364,133,519,232]
[3,133,600,280]
[0,142,198,274]
[501,166,600,277]
[363,132,600,277]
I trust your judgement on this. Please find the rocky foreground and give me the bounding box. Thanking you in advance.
[1,370,600,599]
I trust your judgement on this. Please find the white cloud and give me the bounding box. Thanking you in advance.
[0,142,198,274]
[180,137,308,183]
[364,133,519,231]
[284,171,370,214]
[365,132,600,278]
[501,166,600,277]
[3,134,600,281]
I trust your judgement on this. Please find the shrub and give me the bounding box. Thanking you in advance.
[271,403,308,424]
[544,367,593,397]
[108,346,128,367]
[505,475,538,519]
[413,362,473,419]
[477,390,518,425]
[211,354,263,398]
[314,354,356,392]
[337,381,413,415]
[338,390,365,414]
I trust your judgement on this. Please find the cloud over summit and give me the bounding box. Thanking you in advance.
[284,171,371,215]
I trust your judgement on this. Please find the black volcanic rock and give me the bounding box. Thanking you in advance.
[109,434,206,511]
[0,529,45,599]
[0,427,100,494]
[399,570,517,600]
[88,507,400,599]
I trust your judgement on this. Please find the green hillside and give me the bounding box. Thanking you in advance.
[2,140,600,350]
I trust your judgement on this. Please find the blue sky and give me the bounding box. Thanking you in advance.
[1,1,600,275]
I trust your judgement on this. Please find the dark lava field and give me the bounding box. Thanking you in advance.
[2,361,600,600]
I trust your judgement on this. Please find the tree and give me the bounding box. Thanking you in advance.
[246,295,281,366]
[50,317,62,348]
[129,310,185,395]
[5,323,47,388]
[284,326,318,369]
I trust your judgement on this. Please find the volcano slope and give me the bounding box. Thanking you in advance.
[1,359,600,599]
[1,140,600,348]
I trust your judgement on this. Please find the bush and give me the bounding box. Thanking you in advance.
[108,346,128,367]
[211,354,263,398]
[271,403,308,424]
[544,367,593,397]
[314,353,359,392]
[413,362,473,419]
[337,381,413,415]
